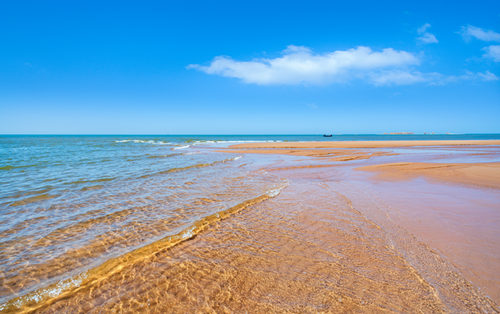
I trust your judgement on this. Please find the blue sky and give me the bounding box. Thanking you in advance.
[0,0,499,134]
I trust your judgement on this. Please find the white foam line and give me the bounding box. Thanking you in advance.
[173,145,190,150]
[114,140,173,145]
[266,181,289,197]
[191,140,283,145]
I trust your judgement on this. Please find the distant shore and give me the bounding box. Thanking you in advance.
[219,140,500,189]
[227,139,500,149]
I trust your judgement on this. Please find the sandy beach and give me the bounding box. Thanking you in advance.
[216,140,500,308]
[228,139,500,149]
[3,139,500,312]
[358,162,500,189]
[221,140,500,189]
[220,139,500,164]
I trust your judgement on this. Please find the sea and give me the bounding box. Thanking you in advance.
[1,134,499,311]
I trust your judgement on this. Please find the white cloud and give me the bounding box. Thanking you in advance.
[370,71,434,86]
[188,45,420,85]
[460,25,500,42]
[417,23,438,44]
[367,71,498,85]
[434,71,498,84]
[483,45,500,62]
[477,71,499,81]
[418,23,431,34]
[189,45,498,86]
[371,70,498,86]
[418,33,439,44]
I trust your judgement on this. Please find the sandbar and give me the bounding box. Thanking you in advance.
[228,139,500,149]
[358,162,500,189]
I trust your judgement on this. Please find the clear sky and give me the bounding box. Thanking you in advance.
[0,0,499,134]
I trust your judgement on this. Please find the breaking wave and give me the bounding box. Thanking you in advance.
[114,140,173,145]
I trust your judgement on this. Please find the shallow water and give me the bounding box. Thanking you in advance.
[0,135,499,312]
[22,164,499,313]
[0,136,287,311]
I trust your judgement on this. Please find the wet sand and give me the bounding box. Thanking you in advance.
[221,140,500,306]
[11,141,500,312]
[358,162,500,189]
[27,175,498,313]
[216,148,398,162]
[228,139,500,149]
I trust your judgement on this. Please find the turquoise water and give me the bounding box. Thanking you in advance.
[0,134,499,309]
[0,135,289,308]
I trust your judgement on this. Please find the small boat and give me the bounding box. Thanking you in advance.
[323,134,333,137]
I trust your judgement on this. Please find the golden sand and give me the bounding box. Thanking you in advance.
[9,141,499,312]
[228,139,500,149]
[216,140,500,306]
[216,148,397,161]
[31,181,498,312]
[358,162,500,189]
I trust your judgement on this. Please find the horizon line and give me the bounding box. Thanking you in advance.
[1,133,500,136]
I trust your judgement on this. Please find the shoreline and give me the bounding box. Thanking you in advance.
[357,162,500,190]
[6,139,499,311]
[227,139,500,149]
[28,159,500,312]
[215,140,500,305]
[219,140,500,190]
